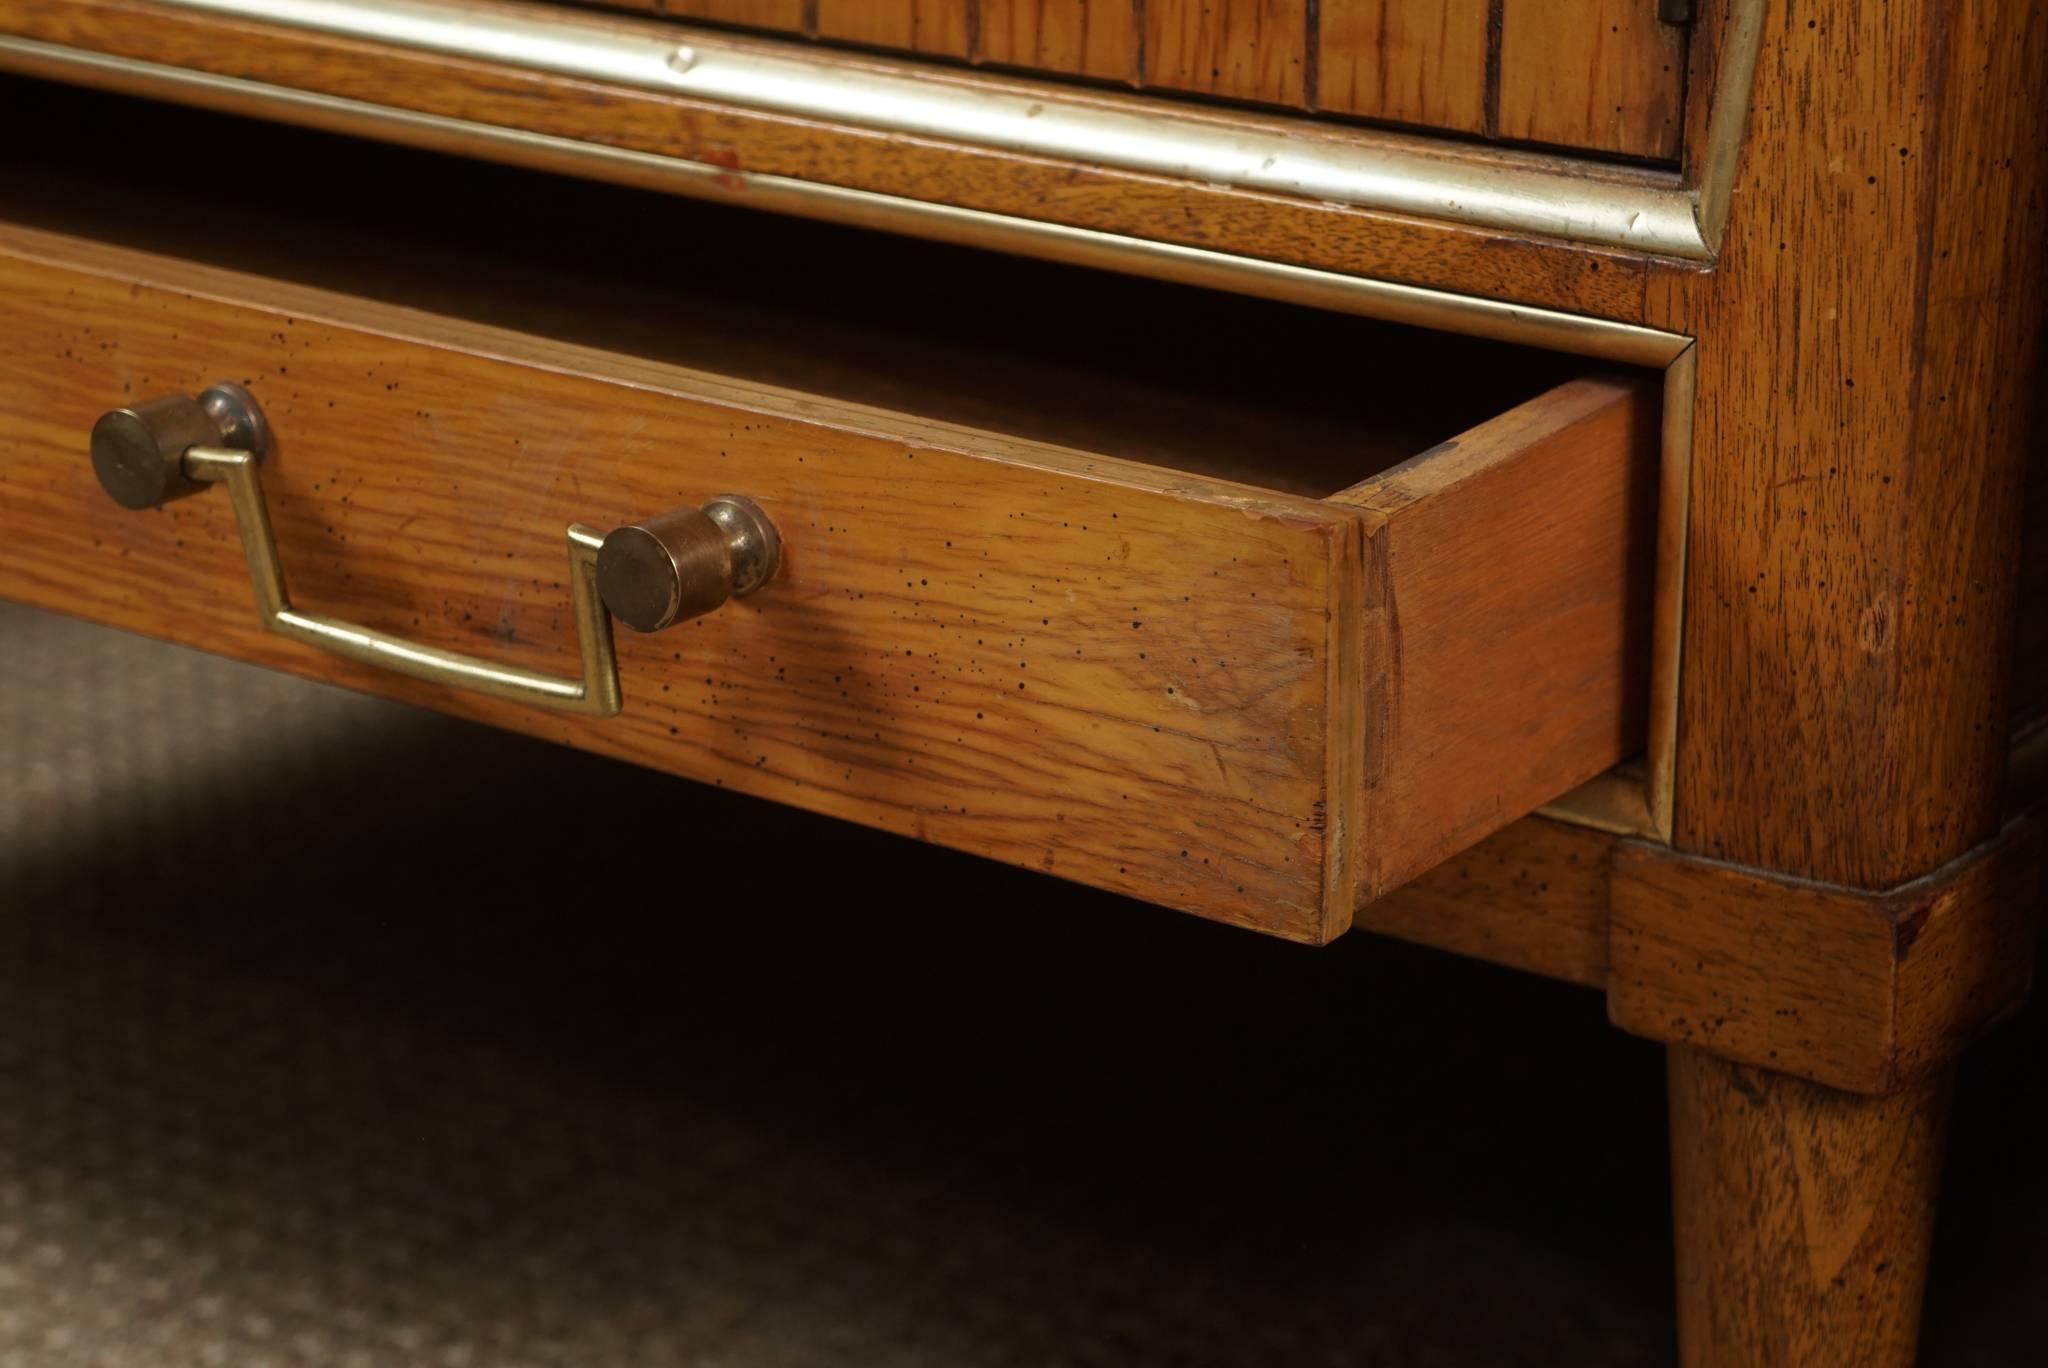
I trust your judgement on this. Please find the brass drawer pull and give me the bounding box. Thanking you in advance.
[91,382,624,715]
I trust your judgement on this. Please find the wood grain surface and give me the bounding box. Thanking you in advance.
[1610,820,2043,1094]
[1626,2,2047,1358]
[1357,813,1615,987]
[0,226,1361,941]
[661,0,808,28]
[1497,0,1685,159]
[1315,0,1487,133]
[1142,0,1306,107]
[979,0,1136,81]
[0,222,1647,943]
[816,0,971,58]
[1646,0,2048,889]
[0,0,1658,324]
[1333,377,1659,899]
[1668,1049,1952,1368]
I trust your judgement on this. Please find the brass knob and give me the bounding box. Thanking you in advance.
[595,496,780,633]
[90,381,269,510]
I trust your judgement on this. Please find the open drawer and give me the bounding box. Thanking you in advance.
[0,82,1659,942]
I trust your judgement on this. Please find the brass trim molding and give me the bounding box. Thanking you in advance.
[142,0,1711,259]
[0,36,1693,368]
[1695,0,1767,253]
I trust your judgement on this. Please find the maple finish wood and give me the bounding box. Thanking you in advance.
[0,219,1655,943]
[0,0,1657,324]
[1609,821,2043,1094]
[1669,1049,1952,1368]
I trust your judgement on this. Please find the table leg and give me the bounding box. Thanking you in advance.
[1668,1044,1952,1367]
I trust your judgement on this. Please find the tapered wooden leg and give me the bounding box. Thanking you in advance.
[1667,1045,1952,1367]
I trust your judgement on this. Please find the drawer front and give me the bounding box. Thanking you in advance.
[0,223,1658,943]
[0,227,1366,940]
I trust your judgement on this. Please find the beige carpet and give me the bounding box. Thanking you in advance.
[0,599,2041,1366]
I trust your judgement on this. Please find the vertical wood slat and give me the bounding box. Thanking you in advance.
[660,0,810,31]
[1315,0,1487,132]
[816,0,973,58]
[1496,0,1685,159]
[1143,0,1309,107]
[980,1,1138,82]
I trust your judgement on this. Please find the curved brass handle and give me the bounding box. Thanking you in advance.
[92,383,623,717]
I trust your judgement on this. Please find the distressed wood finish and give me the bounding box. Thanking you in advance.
[0,224,1654,943]
[0,0,1655,323]
[1497,0,1686,159]
[1610,819,2044,1094]
[1648,0,2048,888]
[1633,0,2048,1360]
[1316,0,1486,133]
[1331,377,1659,898]
[0,228,1350,941]
[1143,0,1306,107]
[1668,1050,1952,1368]
[979,0,1136,81]
[1357,814,1614,988]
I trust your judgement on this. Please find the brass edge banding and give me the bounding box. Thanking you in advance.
[1645,347,1696,841]
[0,37,1692,367]
[1532,345,1696,844]
[1694,0,1768,253]
[142,0,1709,259]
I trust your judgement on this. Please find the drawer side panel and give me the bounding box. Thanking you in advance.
[1335,376,1660,901]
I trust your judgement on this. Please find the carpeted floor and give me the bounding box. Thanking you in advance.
[0,599,2042,1366]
